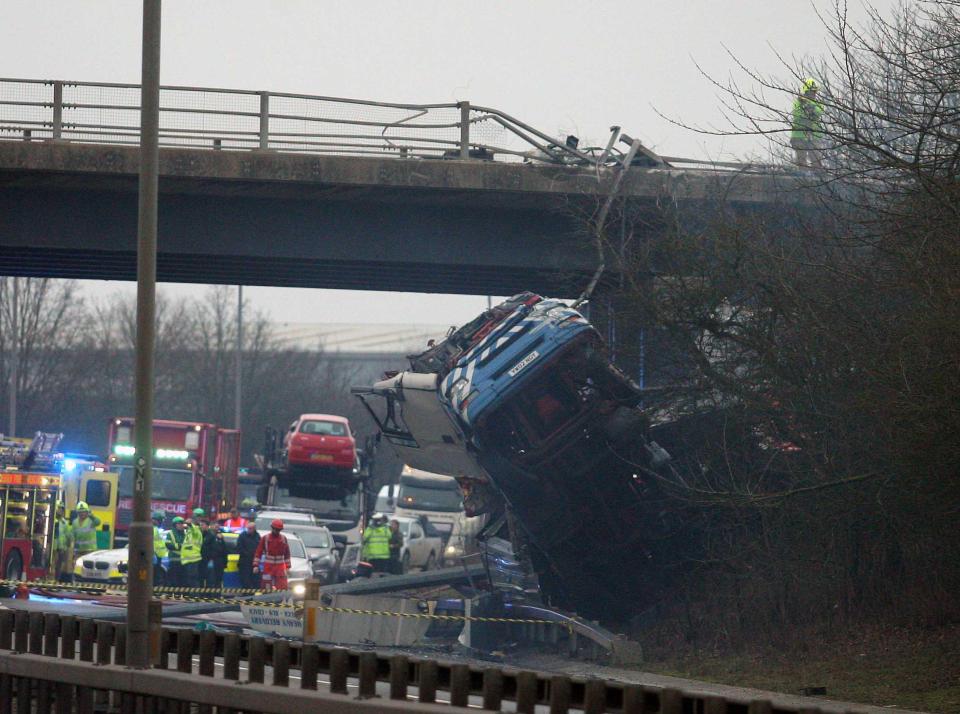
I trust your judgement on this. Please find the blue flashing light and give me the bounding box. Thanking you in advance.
[63,459,77,473]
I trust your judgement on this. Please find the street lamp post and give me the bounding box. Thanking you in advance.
[7,278,17,437]
[127,0,162,670]
[235,285,242,431]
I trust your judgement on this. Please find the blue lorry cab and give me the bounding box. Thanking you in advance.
[439,298,592,431]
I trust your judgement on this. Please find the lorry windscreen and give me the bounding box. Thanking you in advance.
[118,467,193,501]
[275,487,360,522]
[398,484,463,512]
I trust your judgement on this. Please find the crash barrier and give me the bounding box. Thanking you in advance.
[0,610,868,713]
[0,578,297,610]
[0,576,264,595]
[1,579,575,635]
[303,603,573,632]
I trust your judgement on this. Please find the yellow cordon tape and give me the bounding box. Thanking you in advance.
[0,578,263,595]
[304,604,574,633]
[2,578,573,631]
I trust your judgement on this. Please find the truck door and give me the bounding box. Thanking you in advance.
[80,471,119,549]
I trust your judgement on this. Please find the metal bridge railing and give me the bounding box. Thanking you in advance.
[0,609,859,714]
[0,77,606,165]
[0,77,774,172]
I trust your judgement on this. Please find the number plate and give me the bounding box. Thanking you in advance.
[508,350,540,377]
[310,453,333,461]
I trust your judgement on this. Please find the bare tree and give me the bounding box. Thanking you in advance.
[586,0,960,640]
[0,278,89,436]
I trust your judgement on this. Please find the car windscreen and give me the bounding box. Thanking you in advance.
[287,539,306,559]
[255,516,313,531]
[293,530,331,549]
[118,467,193,501]
[398,485,463,512]
[274,486,360,521]
[300,420,347,436]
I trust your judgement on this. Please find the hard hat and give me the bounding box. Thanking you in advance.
[372,512,386,523]
[152,510,165,521]
[802,77,819,93]
[77,501,89,511]
[192,508,205,517]
[271,519,284,530]
[172,516,185,524]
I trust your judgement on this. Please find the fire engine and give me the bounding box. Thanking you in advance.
[0,433,65,580]
[107,418,241,543]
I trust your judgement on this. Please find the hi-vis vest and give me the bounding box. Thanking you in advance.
[181,524,203,565]
[165,529,185,563]
[362,524,391,560]
[72,514,101,553]
[153,526,168,559]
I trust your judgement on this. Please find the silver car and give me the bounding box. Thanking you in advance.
[277,534,313,597]
[286,525,341,584]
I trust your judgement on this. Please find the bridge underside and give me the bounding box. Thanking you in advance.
[1,245,591,295]
[0,182,595,295]
[0,142,784,295]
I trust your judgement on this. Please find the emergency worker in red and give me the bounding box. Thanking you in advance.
[221,508,247,532]
[253,519,291,591]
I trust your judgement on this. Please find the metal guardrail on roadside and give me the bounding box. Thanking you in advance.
[0,609,866,714]
[0,78,774,173]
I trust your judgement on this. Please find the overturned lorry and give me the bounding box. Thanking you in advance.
[354,293,672,619]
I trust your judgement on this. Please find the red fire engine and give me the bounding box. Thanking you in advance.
[0,433,63,580]
[107,418,240,544]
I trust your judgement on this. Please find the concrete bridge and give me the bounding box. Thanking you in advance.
[0,79,799,295]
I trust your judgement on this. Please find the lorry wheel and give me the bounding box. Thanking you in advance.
[401,553,410,574]
[4,551,23,581]
[425,553,436,571]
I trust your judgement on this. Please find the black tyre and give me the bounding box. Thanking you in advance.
[401,552,410,575]
[425,553,436,571]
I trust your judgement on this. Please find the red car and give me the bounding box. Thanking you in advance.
[283,414,357,478]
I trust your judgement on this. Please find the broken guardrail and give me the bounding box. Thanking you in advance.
[0,78,775,173]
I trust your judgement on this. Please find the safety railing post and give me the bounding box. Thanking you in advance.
[51,80,64,139]
[357,650,377,698]
[449,663,470,707]
[515,671,539,714]
[13,611,28,653]
[418,659,437,703]
[548,675,570,714]
[459,100,470,159]
[388,654,408,700]
[329,648,348,694]
[0,610,14,651]
[259,92,270,150]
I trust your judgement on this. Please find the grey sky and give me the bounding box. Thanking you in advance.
[2,0,890,326]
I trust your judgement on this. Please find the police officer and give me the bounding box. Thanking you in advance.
[180,508,205,587]
[71,502,102,559]
[361,513,392,574]
[165,517,187,587]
